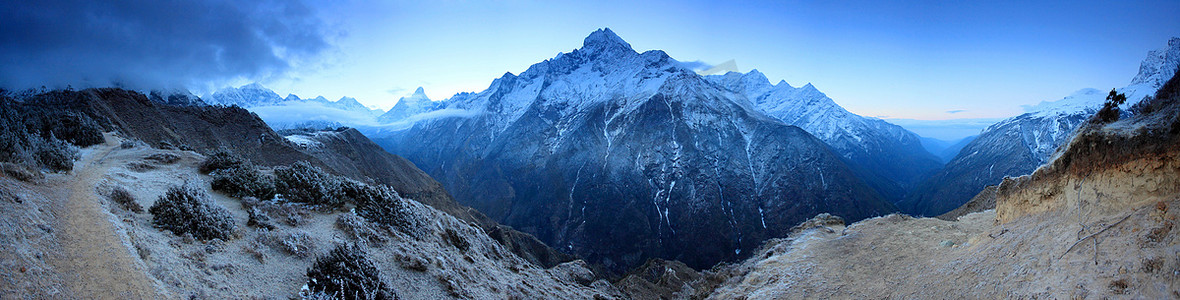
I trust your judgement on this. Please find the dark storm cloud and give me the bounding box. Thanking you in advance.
[0,0,331,91]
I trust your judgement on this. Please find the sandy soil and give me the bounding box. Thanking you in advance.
[706,201,1179,299]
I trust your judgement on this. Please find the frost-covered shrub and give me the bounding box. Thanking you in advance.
[442,228,470,252]
[149,186,237,241]
[144,153,180,164]
[274,161,346,208]
[305,244,394,300]
[109,186,144,213]
[247,206,276,230]
[211,164,276,200]
[335,212,388,245]
[242,196,311,227]
[199,150,245,174]
[257,230,316,258]
[41,112,104,147]
[0,162,41,182]
[34,135,77,172]
[350,184,417,233]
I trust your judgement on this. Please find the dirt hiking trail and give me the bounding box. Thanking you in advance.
[48,134,160,299]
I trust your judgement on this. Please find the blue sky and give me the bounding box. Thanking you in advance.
[260,0,1179,122]
[3,0,1178,126]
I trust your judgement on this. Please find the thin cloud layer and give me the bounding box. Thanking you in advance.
[0,0,331,91]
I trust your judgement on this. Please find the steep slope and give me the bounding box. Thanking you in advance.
[697,65,1180,299]
[708,70,942,197]
[903,37,1180,216]
[16,88,575,269]
[0,134,622,299]
[373,28,895,273]
[26,88,317,167]
[938,135,976,162]
[282,128,576,267]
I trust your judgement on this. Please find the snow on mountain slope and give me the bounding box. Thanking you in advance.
[378,87,442,123]
[707,70,942,197]
[205,83,284,107]
[371,28,896,274]
[903,37,1180,216]
[147,88,205,107]
[205,83,384,129]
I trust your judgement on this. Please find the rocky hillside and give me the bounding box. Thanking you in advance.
[635,63,1180,299]
[282,127,575,267]
[1,88,576,269]
[375,28,896,273]
[0,133,619,298]
[903,37,1180,216]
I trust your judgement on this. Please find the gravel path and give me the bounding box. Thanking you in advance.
[48,135,160,299]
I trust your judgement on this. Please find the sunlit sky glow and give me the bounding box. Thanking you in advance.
[256,0,1179,121]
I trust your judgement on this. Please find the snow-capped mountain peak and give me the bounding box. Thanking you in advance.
[580,28,633,55]
[206,83,283,107]
[378,86,439,123]
[1131,37,1180,87]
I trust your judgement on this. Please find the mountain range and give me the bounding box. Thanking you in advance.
[367,28,927,272]
[901,37,1180,216]
[181,29,1180,273]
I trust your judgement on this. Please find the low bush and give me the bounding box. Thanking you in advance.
[109,186,144,213]
[149,186,237,241]
[351,184,417,233]
[144,153,180,164]
[0,97,102,173]
[335,212,388,245]
[1,162,42,182]
[257,230,316,258]
[211,164,276,200]
[442,228,470,252]
[199,150,245,174]
[247,206,276,230]
[33,135,77,172]
[305,244,394,300]
[126,162,156,172]
[243,198,310,227]
[40,111,104,147]
[274,161,346,208]
[1095,89,1128,124]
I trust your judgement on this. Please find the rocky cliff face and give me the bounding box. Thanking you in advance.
[374,28,896,273]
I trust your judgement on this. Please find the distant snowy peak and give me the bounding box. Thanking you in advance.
[378,87,440,123]
[206,83,283,107]
[148,89,205,107]
[706,70,867,143]
[1017,37,1180,120]
[580,28,633,55]
[1019,88,1107,119]
[207,83,377,115]
[1131,37,1180,88]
